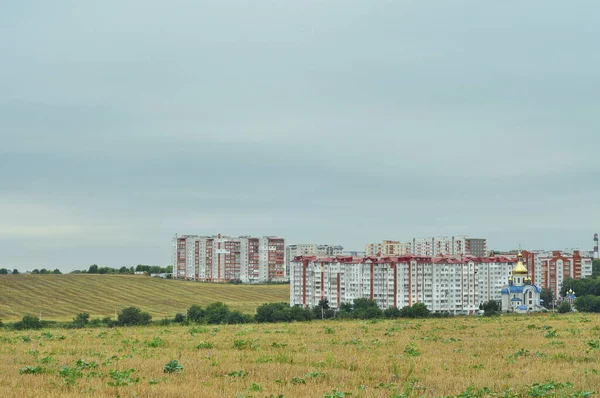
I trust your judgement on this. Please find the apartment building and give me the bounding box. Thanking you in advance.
[366,237,487,258]
[521,250,593,301]
[285,244,343,278]
[290,254,516,314]
[173,234,285,283]
[365,240,406,256]
[409,236,488,257]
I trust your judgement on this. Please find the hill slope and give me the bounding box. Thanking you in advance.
[0,274,289,321]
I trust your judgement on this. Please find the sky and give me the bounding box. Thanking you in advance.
[1,1,599,272]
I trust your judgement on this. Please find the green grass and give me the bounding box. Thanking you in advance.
[0,274,289,321]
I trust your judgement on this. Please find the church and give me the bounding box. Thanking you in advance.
[501,252,543,313]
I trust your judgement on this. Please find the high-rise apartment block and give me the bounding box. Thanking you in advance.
[365,240,405,256]
[409,236,487,257]
[290,254,515,314]
[521,250,593,301]
[173,234,285,283]
[366,236,487,257]
[285,244,343,278]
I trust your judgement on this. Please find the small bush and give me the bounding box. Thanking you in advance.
[19,366,43,374]
[163,360,183,374]
[173,313,186,323]
[144,337,166,348]
[107,369,139,386]
[558,301,572,314]
[14,315,43,330]
[72,313,90,328]
[117,307,151,326]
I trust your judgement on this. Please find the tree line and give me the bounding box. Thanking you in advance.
[71,264,173,275]
[1,264,173,276]
[0,268,61,275]
[0,299,442,330]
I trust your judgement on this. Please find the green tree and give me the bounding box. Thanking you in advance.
[118,266,129,274]
[312,298,334,319]
[31,269,40,274]
[574,295,600,312]
[592,259,600,278]
[117,307,152,326]
[52,269,61,274]
[481,300,500,316]
[352,298,382,319]
[88,264,99,274]
[226,310,252,324]
[187,305,206,323]
[14,315,43,330]
[411,302,431,317]
[12,269,19,275]
[72,312,90,328]
[39,268,49,274]
[0,268,8,274]
[557,301,572,313]
[540,288,553,309]
[384,306,402,318]
[204,302,230,324]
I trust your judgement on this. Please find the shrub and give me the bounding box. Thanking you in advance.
[226,310,252,324]
[19,365,43,374]
[352,298,382,319]
[205,302,230,324]
[163,360,183,373]
[14,315,43,330]
[384,306,402,318]
[255,303,292,323]
[107,369,139,386]
[144,337,166,348]
[173,313,186,323]
[187,305,206,323]
[72,313,90,328]
[117,307,152,326]
[480,300,500,316]
[558,301,572,314]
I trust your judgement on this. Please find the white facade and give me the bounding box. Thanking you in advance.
[285,244,343,278]
[409,236,488,257]
[501,253,542,313]
[290,255,516,314]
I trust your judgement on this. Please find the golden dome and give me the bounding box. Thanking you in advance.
[512,252,528,274]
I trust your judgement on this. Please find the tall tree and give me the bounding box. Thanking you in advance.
[540,288,553,308]
[593,259,600,278]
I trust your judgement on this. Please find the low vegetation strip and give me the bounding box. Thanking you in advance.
[0,314,598,397]
[0,274,288,321]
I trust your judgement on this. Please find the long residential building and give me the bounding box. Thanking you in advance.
[285,244,343,279]
[290,254,516,314]
[365,236,487,258]
[173,234,285,283]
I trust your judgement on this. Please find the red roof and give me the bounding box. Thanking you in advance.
[292,255,516,265]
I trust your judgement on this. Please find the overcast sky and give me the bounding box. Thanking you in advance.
[1,1,599,271]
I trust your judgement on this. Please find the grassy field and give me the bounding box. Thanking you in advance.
[1,314,600,397]
[0,274,289,321]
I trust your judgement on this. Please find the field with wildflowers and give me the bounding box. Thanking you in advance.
[1,313,599,397]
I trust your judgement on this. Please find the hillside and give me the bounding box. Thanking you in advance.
[0,274,289,321]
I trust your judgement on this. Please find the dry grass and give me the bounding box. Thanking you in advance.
[1,313,600,397]
[0,274,289,321]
